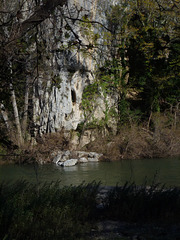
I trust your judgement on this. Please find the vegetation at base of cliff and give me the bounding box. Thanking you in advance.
[2,116,179,164]
[83,119,180,161]
[1,113,179,164]
[0,180,180,240]
[6,130,70,164]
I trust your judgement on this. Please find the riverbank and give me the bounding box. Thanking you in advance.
[23,124,180,164]
[0,122,180,165]
[0,181,180,240]
[83,125,180,161]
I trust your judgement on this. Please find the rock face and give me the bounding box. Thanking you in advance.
[31,0,118,135]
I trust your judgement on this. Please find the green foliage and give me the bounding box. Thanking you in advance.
[126,1,180,113]
[81,82,99,117]
[79,15,99,48]
[97,0,180,127]
[51,74,62,89]
[118,98,130,124]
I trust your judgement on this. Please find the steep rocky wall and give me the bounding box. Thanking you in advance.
[32,0,118,135]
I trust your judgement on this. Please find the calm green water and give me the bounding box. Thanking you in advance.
[0,157,180,186]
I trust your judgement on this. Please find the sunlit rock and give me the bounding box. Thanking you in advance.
[79,157,88,163]
[63,159,78,167]
[53,150,103,165]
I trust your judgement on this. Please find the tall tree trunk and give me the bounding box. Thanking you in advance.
[10,83,24,146]
[22,77,30,138]
[0,103,13,133]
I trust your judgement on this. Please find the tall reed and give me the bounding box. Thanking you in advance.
[0,180,100,240]
[103,181,180,223]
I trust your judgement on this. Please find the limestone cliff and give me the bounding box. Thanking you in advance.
[31,0,118,135]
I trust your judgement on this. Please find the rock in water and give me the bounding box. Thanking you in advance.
[63,159,78,167]
[88,157,99,162]
[79,157,88,163]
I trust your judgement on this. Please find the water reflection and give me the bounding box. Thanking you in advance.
[57,165,79,172]
[0,157,180,186]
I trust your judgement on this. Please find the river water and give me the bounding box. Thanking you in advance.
[0,157,180,187]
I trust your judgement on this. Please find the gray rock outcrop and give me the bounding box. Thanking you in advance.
[53,150,103,166]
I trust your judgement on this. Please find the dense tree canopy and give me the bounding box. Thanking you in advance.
[95,0,180,126]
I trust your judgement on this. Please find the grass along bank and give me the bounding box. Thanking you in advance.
[0,180,180,240]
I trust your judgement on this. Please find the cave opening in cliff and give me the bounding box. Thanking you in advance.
[71,89,76,104]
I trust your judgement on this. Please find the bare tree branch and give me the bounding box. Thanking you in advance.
[64,15,111,32]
